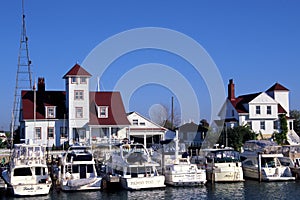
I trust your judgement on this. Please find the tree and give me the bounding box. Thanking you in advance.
[274,114,288,145]
[219,125,256,152]
[149,103,181,130]
[290,110,300,135]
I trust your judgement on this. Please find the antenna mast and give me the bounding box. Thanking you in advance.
[11,0,33,139]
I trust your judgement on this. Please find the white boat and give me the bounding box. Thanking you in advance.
[106,143,165,190]
[163,130,206,186]
[58,145,102,191]
[278,145,300,179]
[164,157,206,186]
[240,140,295,181]
[204,148,244,182]
[1,143,52,196]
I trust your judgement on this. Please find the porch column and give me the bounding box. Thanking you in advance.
[89,126,92,145]
[144,133,146,147]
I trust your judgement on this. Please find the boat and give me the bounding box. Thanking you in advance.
[58,145,102,191]
[1,143,52,196]
[164,157,206,186]
[240,140,295,181]
[204,148,244,182]
[106,142,165,190]
[279,145,300,179]
[162,130,206,186]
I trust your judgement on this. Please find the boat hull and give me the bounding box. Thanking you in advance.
[206,164,244,182]
[243,166,295,181]
[61,177,102,191]
[164,170,206,186]
[120,175,165,190]
[2,169,51,196]
[8,183,51,196]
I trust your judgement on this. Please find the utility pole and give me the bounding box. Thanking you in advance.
[11,0,33,143]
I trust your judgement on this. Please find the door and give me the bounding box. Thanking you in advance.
[80,164,87,179]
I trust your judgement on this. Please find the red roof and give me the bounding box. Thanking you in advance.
[89,92,130,126]
[21,90,66,120]
[63,64,91,78]
[266,83,289,92]
[278,104,287,114]
[230,92,261,113]
[21,90,130,126]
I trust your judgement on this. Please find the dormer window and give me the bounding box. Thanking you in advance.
[71,77,77,84]
[97,106,108,118]
[46,106,56,118]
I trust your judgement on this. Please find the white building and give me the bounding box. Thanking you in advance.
[19,64,130,147]
[219,79,299,143]
[118,111,167,147]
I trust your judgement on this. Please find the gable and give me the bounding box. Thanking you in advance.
[249,92,277,104]
[127,112,167,130]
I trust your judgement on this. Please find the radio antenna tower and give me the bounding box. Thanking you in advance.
[11,0,33,138]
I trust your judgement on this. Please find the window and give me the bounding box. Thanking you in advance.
[60,127,68,138]
[35,127,41,140]
[273,121,278,129]
[247,121,252,129]
[290,122,293,130]
[75,107,83,118]
[98,106,108,118]
[260,121,265,130]
[74,90,84,100]
[35,167,45,176]
[80,77,87,84]
[71,77,77,84]
[47,127,54,138]
[87,164,93,173]
[72,165,79,173]
[140,122,146,126]
[14,168,32,176]
[133,119,138,125]
[231,110,234,117]
[267,106,272,115]
[256,106,261,114]
[46,106,56,118]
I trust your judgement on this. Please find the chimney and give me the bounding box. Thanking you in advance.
[38,77,45,92]
[228,79,235,101]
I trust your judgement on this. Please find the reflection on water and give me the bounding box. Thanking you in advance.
[2,181,300,200]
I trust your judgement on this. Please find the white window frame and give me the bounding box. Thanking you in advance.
[256,106,261,115]
[47,127,54,138]
[75,107,83,118]
[267,106,272,115]
[74,90,84,100]
[260,121,265,130]
[35,127,41,140]
[71,77,77,84]
[46,106,56,118]
[133,119,138,125]
[97,106,108,118]
[80,77,87,84]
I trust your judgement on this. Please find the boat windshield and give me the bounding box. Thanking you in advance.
[207,150,240,163]
[261,157,280,168]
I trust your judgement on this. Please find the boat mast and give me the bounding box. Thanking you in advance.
[11,0,33,144]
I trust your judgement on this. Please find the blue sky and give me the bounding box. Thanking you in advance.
[1,1,300,131]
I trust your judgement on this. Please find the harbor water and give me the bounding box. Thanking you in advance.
[1,180,300,200]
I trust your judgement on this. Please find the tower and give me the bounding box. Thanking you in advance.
[11,0,33,137]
